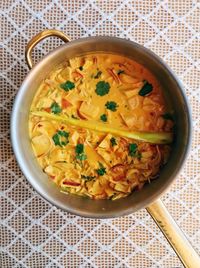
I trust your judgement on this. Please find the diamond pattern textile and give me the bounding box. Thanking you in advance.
[1,1,200,267]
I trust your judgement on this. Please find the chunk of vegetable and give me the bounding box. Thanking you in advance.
[79,101,100,119]
[111,164,126,181]
[107,68,120,83]
[32,134,51,157]
[96,148,112,164]
[120,74,139,84]
[71,131,79,145]
[128,96,141,109]
[120,112,136,128]
[98,134,112,149]
[123,89,139,98]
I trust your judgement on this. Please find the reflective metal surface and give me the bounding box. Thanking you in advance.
[11,32,191,218]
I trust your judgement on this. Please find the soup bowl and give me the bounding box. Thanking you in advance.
[11,30,199,267]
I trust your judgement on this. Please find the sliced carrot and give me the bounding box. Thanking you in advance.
[63,181,80,186]
[107,68,120,83]
[72,71,83,81]
[62,98,72,109]
[93,56,97,64]
[44,107,51,113]
[77,108,87,120]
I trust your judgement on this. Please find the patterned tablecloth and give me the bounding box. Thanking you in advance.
[1,0,200,267]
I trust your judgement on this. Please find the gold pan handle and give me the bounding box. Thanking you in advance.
[146,199,200,267]
[25,29,71,69]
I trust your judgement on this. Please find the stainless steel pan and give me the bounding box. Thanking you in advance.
[11,29,200,267]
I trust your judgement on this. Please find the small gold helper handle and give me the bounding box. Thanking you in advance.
[25,29,71,69]
[146,199,200,268]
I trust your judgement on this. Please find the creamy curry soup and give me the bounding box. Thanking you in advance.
[29,54,174,200]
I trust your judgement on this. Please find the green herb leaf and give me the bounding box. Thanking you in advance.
[79,66,83,71]
[139,81,153,96]
[128,143,141,159]
[95,81,110,96]
[52,133,60,146]
[75,144,84,154]
[50,102,62,114]
[52,130,69,147]
[110,137,117,147]
[60,80,75,91]
[81,175,96,181]
[129,143,138,157]
[75,144,87,161]
[117,70,125,75]
[100,114,107,122]
[105,101,118,111]
[162,113,174,121]
[94,70,102,79]
[96,162,106,176]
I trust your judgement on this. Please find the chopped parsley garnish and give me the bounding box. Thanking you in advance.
[81,175,96,181]
[128,143,141,159]
[60,80,75,91]
[94,70,102,79]
[75,144,87,161]
[79,66,83,71]
[52,130,69,147]
[162,113,174,121]
[129,143,137,156]
[50,102,62,114]
[117,70,125,75]
[75,144,84,154]
[100,114,107,122]
[105,101,118,111]
[96,162,106,176]
[95,81,110,96]
[110,137,117,147]
[139,80,153,96]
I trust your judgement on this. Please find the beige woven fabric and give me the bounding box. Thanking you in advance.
[1,0,200,267]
